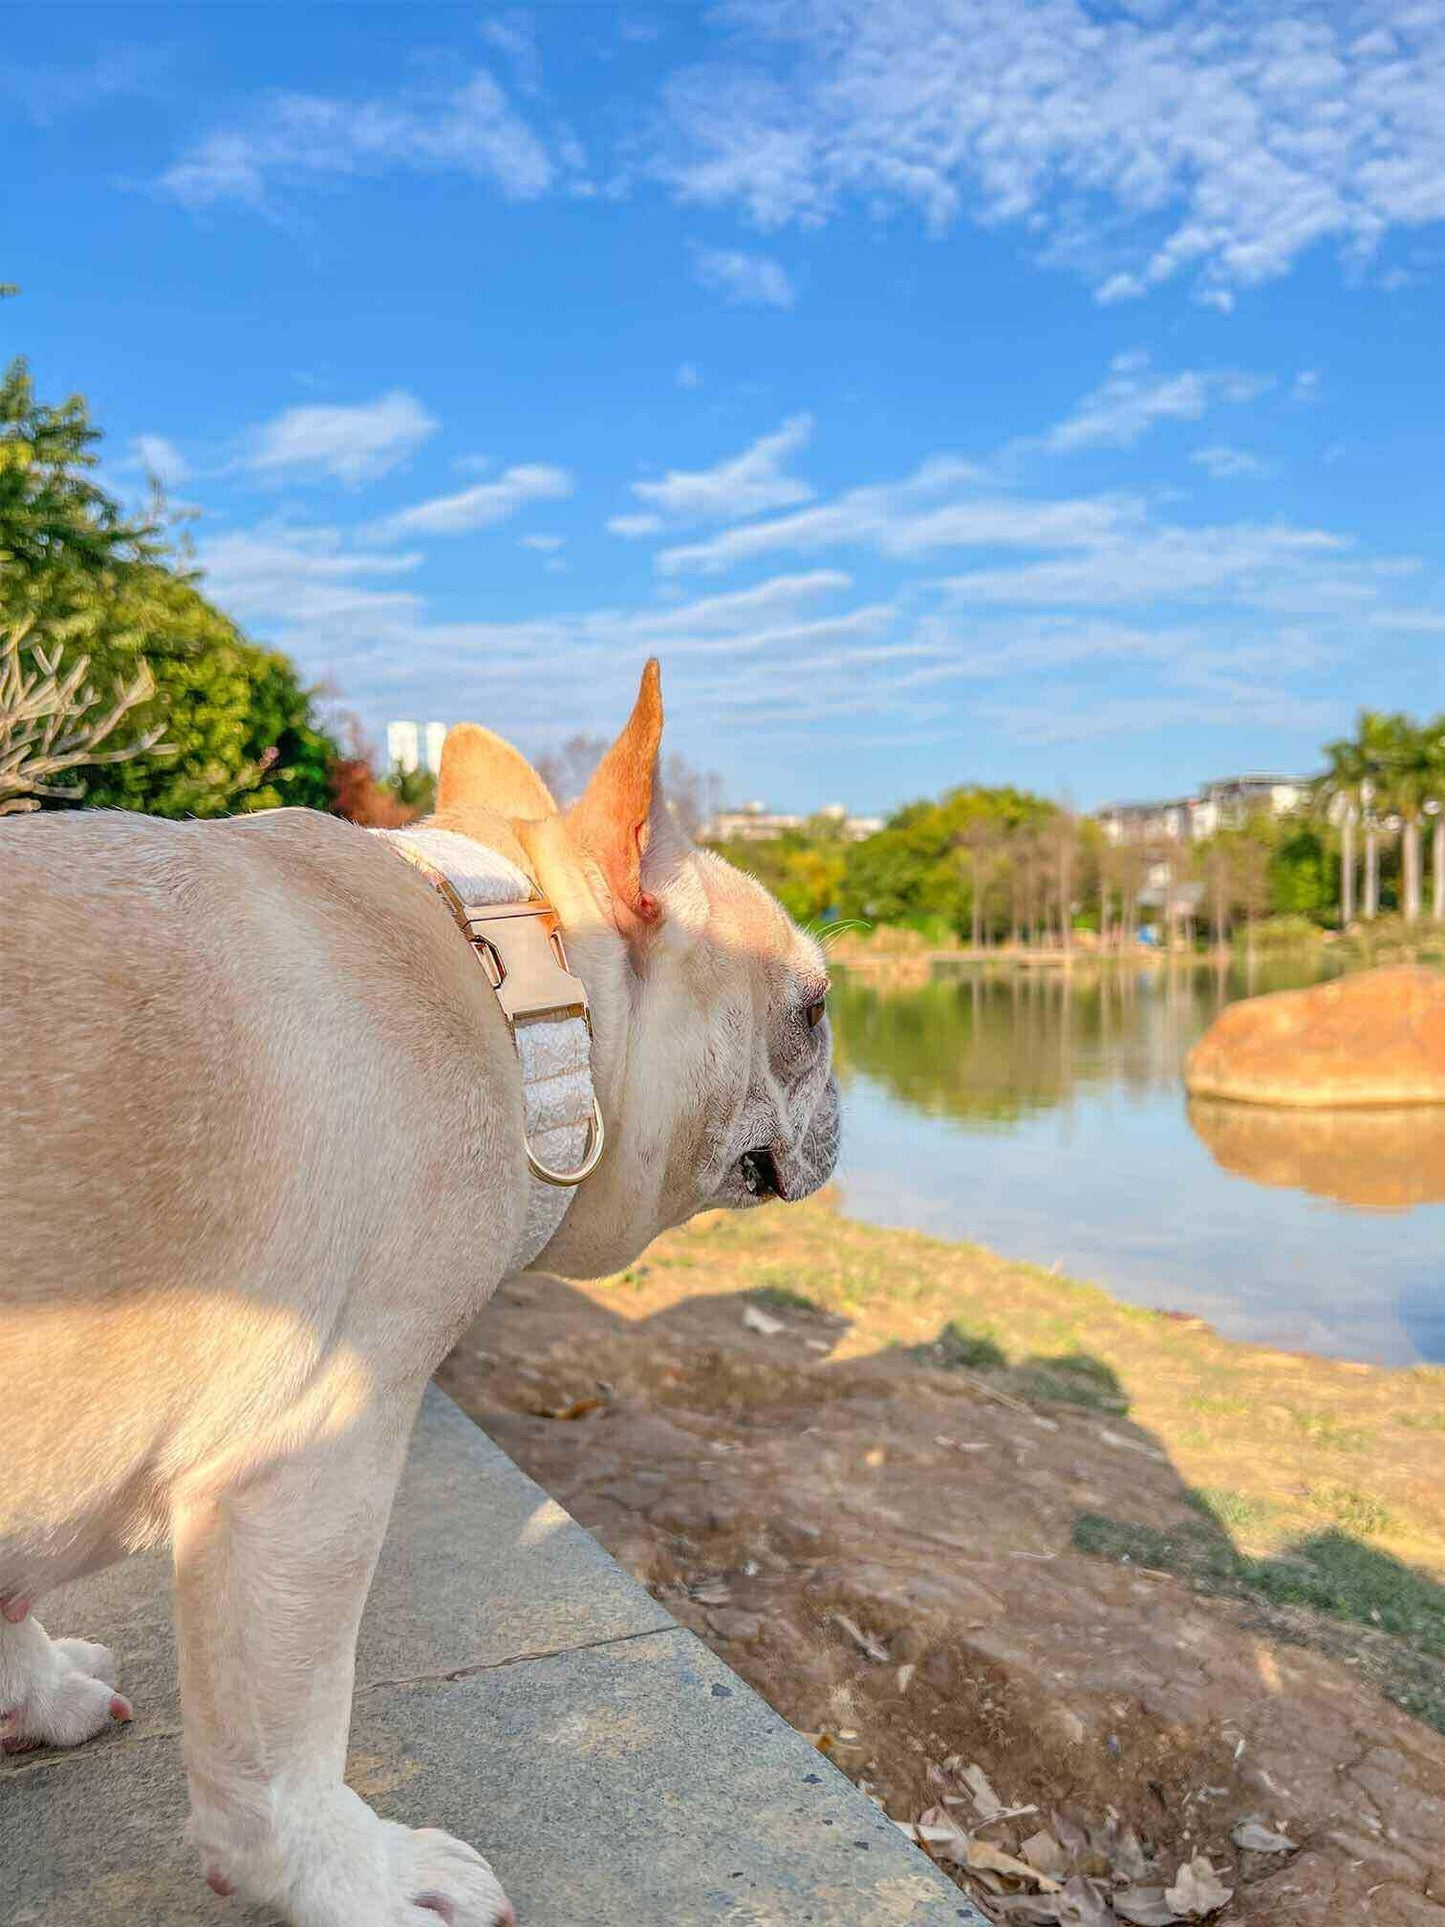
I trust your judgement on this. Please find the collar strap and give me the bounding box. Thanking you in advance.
[387,838,605,1189]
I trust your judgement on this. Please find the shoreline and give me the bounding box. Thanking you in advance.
[445,1199,1445,1924]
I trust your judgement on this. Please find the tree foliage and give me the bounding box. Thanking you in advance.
[0,355,338,816]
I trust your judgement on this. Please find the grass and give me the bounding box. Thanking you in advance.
[747,1281,825,1314]
[647,1195,1445,1726]
[1072,1512,1445,1730]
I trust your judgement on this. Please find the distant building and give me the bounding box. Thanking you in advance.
[386,720,448,776]
[702,799,883,844]
[1098,773,1312,846]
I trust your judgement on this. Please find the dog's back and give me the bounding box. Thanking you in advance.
[1,808,521,1592]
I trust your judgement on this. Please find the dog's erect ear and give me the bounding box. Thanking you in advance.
[436,724,558,821]
[567,660,683,938]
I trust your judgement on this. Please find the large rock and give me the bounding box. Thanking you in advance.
[1184,965,1445,1107]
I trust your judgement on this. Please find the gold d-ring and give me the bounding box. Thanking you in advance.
[526,1095,606,1188]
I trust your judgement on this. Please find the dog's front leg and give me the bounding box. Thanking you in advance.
[173,1402,514,1927]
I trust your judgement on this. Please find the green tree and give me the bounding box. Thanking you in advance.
[0,355,338,816]
[0,358,159,605]
[1382,714,1434,923]
[840,786,1056,939]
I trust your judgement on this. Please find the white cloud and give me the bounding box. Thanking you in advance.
[655,456,1112,575]
[197,524,868,695]
[130,434,189,488]
[244,391,437,486]
[676,361,702,389]
[4,48,164,126]
[520,532,566,552]
[1043,353,1266,453]
[692,245,796,309]
[658,1,1445,305]
[158,69,562,211]
[608,512,665,539]
[1191,445,1272,481]
[371,463,574,538]
[984,689,1340,747]
[632,414,813,524]
[197,526,428,643]
[941,524,1353,609]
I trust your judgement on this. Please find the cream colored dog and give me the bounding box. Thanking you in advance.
[0,662,839,1926]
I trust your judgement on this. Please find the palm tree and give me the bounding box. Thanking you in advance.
[1427,714,1445,924]
[1321,712,1396,921]
[1318,728,1363,925]
[1384,714,1432,923]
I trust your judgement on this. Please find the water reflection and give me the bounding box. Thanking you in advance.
[1188,1099,1445,1212]
[829,959,1445,1364]
[831,959,1331,1123]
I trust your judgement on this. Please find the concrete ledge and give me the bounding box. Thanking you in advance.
[2,1388,981,1925]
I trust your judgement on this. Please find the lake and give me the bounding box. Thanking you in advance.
[829,959,1445,1367]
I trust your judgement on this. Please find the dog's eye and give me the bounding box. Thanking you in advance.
[804,997,827,1030]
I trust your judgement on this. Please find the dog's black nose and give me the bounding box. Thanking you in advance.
[739,1146,782,1200]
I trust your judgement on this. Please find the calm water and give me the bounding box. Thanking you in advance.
[829,961,1445,1367]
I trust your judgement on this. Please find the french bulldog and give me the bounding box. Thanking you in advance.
[0,661,839,1926]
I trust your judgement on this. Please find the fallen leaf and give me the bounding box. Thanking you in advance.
[897,1663,916,1694]
[1231,1816,1296,1854]
[1055,1875,1114,1926]
[830,1612,889,1663]
[916,1805,972,1859]
[539,1395,604,1421]
[689,1578,731,1606]
[1020,1830,1070,1880]
[1114,1887,1180,1926]
[966,1837,1064,1892]
[1111,1823,1152,1884]
[1165,1854,1233,1919]
[963,1760,1007,1820]
[742,1303,784,1336]
[1051,1811,1089,1858]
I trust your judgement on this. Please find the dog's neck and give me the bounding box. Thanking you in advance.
[378,823,599,1272]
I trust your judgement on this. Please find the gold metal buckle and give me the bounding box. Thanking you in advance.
[428,878,605,1189]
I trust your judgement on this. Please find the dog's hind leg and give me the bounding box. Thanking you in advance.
[0,1600,133,1753]
[172,1395,514,1927]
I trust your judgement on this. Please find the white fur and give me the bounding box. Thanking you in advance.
[1,790,836,1927]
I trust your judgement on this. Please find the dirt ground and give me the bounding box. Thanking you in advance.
[438,1200,1445,1926]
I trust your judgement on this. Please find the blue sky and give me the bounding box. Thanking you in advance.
[6,2,1445,815]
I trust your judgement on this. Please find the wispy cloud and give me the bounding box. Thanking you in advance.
[198,526,428,642]
[243,391,438,486]
[1191,445,1273,481]
[157,70,564,212]
[658,1,1445,306]
[370,463,573,539]
[628,414,813,526]
[654,457,1112,575]
[4,47,165,126]
[692,245,796,309]
[940,524,1354,610]
[1042,353,1266,453]
[129,433,190,489]
[607,512,664,538]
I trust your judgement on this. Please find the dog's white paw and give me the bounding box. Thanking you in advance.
[0,1631,132,1753]
[382,1821,516,1926]
[200,1783,514,1927]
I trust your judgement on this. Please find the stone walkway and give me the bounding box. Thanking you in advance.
[1,1389,980,1926]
